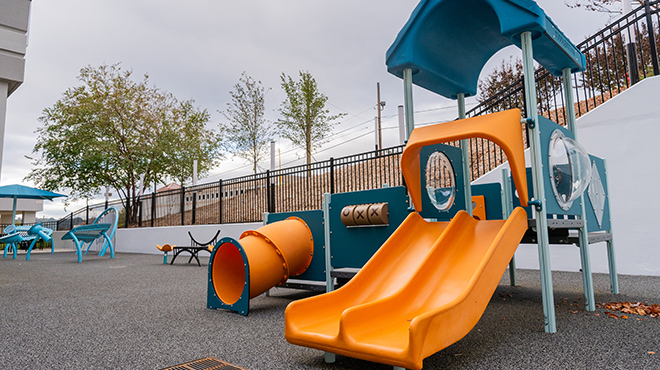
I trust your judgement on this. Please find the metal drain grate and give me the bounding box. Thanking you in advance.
[160,357,244,370]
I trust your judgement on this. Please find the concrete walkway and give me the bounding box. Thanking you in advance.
[1,251,658,369]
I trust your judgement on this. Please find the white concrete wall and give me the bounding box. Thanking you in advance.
[474,76,660,276]
[54,222,262,255]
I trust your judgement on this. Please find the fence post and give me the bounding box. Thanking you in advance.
[69,212,73,230]
[218,180,223,224]
[180,186,185,226]
[192,191,197,225]
[266,170,272,213]
[646,1,660,76]
[151,191,156,227]
[125,197,130,228]
[85,205,89,225]
[138,197,142,228]
[330,157,335,194]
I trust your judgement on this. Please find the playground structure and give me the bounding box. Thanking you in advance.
[207,0,617,368]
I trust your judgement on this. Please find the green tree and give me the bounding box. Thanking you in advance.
[27,63,222,224]
[221,72,273,174]
[564,0,657,14]
[277,71,345,164]
[477,57,561,114]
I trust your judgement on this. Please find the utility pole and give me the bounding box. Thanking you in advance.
[376,82,384,150]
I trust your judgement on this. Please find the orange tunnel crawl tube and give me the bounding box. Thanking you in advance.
[207,217,314,315]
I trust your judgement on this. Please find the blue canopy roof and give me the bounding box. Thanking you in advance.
[386,0,586,99]
[0,184,66,200]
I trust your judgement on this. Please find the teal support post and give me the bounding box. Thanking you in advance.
[322,193,336,363]
[501,168,517,286]
[457,93,472,215]
[562,67,596,312]
[603,159,619,294]
[322,193,333,293]
[403,68,415,140]
[162,252,168,264]
[522,31,556,333]
[263,212,271,297]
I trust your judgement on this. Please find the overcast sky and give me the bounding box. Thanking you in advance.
[4,0,614,217]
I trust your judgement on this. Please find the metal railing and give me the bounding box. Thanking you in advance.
[55,2,658,229]
[56,147,406,229]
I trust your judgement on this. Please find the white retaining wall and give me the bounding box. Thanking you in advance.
[54,222,262,255]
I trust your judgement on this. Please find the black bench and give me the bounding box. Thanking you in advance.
[170,230,221,266]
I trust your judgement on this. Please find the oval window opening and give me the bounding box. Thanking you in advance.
[425,151,456,211]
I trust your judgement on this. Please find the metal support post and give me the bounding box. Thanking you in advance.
[624,0,640,85]
[403,68,415,140]
[603,159,619,294]
[501,168,517,286]
[151,191,156,227]
[563,68,595,312]
[457,93,472,215]
[322,193,333,292]
[0,82,8,179]
[522,31,556,333]
[321,193,336,364]
[645,0,660,76]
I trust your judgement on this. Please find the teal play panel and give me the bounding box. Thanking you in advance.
[328,186,410,269]
[472,183,504,220]
[418,144,466,220]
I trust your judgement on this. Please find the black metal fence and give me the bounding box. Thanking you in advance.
[56,147,405,229]
[55,2,659,230]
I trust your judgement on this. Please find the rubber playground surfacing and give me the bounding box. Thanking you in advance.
[1,251,658,370]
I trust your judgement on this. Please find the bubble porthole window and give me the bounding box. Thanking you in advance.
[425,151,456,211]
[548,130,592,210]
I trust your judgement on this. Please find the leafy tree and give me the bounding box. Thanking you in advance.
[477,57,525,111]
[221,72,273,174]
[27,63,222,224]
[476,57,561,114]
[564,0,657,14]
[580,23,660,92]
[277,71,345,164]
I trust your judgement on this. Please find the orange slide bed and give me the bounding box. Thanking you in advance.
[285,207,528,370]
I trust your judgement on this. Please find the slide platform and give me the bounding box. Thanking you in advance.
[285,207,528,370]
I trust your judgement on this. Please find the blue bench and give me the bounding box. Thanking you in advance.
[1,223,53,260]
[61,207,118,263]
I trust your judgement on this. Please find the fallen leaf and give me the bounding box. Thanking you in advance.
[621,315,628,319]
[649,352,656,355]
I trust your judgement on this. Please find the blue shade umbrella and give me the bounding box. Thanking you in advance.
[0,184,67,226]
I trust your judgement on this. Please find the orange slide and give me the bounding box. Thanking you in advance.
[285,207,528,370]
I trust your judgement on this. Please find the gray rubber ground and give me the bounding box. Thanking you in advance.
[1,251,658,370]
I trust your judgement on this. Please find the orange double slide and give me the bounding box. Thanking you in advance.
[285,207,528,370]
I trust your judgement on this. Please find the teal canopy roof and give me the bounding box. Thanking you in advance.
[0,184,66,200]
[386,0,586,99]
